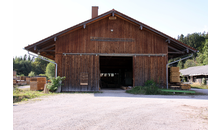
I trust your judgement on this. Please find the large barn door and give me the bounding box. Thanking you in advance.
[133,56,166,87]
[61,55,99,92]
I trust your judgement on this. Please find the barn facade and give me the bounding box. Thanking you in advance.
[25,7,197,91]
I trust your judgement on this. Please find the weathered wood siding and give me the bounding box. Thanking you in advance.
[55,16,168,91]
[56,54,99,91]
[55,16,168,54]
[133,56,167,87]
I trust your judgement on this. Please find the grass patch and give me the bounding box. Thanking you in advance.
[126,86,176,95]
[13,87,57,103]
[126,80,172,95]
[126,87,205,95]
[191,83,208,89]
[126,80,206,95]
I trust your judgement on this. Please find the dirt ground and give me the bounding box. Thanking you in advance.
[13,91,208,130]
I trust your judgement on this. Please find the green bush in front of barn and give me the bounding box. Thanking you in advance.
[47,76,66,92]
[126,80,167,95]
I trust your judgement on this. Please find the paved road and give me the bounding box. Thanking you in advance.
[191,88,208,95]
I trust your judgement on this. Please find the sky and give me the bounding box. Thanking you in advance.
[12,0,208,58]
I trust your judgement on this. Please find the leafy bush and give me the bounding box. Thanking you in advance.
[45,62,55,79]
[47,76,66,92]
[126,80,164,95]
[28,71,35,77]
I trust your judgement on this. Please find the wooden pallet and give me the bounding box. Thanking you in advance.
[181,84,191,90]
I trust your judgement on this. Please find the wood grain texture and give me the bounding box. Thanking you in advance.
[60,55,99,91]
[56,16,168,54]
[56,16,168,91]
[133,56,166,87]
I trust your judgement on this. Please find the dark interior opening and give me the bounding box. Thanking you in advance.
[99,56,133,89]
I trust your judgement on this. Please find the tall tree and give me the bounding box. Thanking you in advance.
[31,57,49,75]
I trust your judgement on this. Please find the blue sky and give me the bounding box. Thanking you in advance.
[13,0,208,58]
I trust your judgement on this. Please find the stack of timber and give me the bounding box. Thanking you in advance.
[169,67,180,82]
[20,76,26,81]
[13,71,17,80]
[26,78,30,85]
[121,86,132,90]
[169,67,180,89]
[17,80,26,85]
[30,77,46,91]
[13,79,16,85]
[181,84,191,90]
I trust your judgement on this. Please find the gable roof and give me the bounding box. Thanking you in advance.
[24,9,197,60]
[180,65,208,76]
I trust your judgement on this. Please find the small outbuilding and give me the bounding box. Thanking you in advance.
[180,65,208,85]
[24,6,197,91]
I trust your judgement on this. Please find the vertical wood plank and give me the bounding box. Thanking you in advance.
[90,55,94,90]
[144,56,148,82]
[133,56,135,87]
[70,55,74,91]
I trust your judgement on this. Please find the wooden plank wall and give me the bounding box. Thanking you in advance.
[133,56,167,87]
[55,16,168,91]
[60,55,99,92]
[55,16,168,54]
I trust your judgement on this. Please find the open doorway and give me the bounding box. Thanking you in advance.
[99,56,133,89]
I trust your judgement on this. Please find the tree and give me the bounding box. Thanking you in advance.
[28,71,35,77]
[176,32,208,68]
[177,59,183,69]
[31,57,49,75]
[45,62,55,79]
[13,55,32,76]
[184,59,197,69]
[23,54,27,61]
[202,39,208,65]
[13,54,49,76]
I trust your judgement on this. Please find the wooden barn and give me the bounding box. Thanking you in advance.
[24,6,197,91]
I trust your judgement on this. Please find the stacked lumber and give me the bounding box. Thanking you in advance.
[20,76,26,80]
[181,84,191,90]
[121,86,132,90]
[13,71,17,80]
[13,79,16,85]
[30,77,46,91]
[17,80,26,85]
[26,78,30,85]
[169,67,180,83]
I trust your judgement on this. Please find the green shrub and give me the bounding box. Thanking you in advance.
[45,62,55,79]
[126,80,164,95]
[28,71,35,77]
[47,76,66,92]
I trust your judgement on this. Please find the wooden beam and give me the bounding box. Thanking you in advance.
[166,39,170,43]
[168,52,184,54]
[40,50,55,52]
[168,46,182,52]
[39,44,55,52]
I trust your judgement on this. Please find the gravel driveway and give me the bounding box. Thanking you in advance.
[13,90,208,130]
